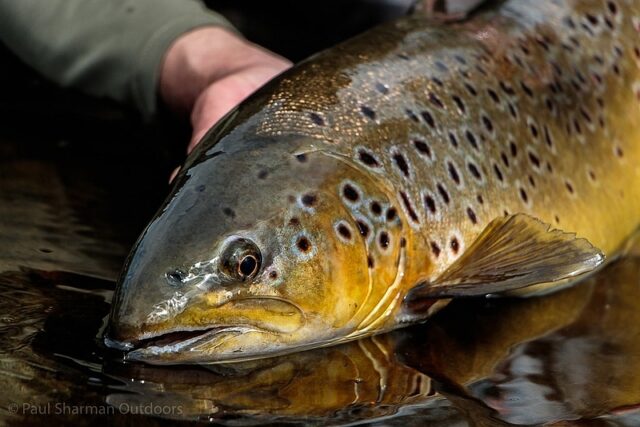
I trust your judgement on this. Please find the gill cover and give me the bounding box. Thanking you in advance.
[105,128,402,363]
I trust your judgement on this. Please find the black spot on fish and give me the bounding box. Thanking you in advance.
[536,36,550,51]
[465,130,478,150]
[468,162,482,180]
[223,207,236,218]
[528,152,541,168]
[500,81,516,96]
[337,223,352,240]
[296,153,307,163]
[400,191,419,223]
[424,194,436,214]
[604,16,614,29]
[613,63,620,75]
[564,16,576,29]
[297,237,311,252]
[510,141,518,157]
[530,124,539,139]
[585,13,599,26]
[393,152,410,177]
[269,271,278,280]
[432,77,444,87]
[454,54,467,65]
[529,175,536,187]
[343,184,359,202]
[487,89,500,103]
[435,60,448,72]
[467,207,478,224]
[361,105,376,120]
[437,183,450,204]
[448,132,459,148]
[477,194,484,205]
[196,184,206,192]
[501,152,510,168]
[493,164,504,182]
[257,170,268,179]
[508,103,518,119]
[400,237,407,248]
[367,256,375,268]
[482,115,494,133]
[520,81,534,97]
[379,231,390,249]
[447,161,461,185]
[375,82,389,94]
[289,217,300,226]
[544,126,553,148]
[555,215,560,224]
[358,149,380,167]
[406,109,420,123]
[386,207,397,222]
[464,83,478,96]
[371,201,382,216]
[430,241,441,258]
[421,110,436,128]
[429,93,444,109]
[574,118,582,135]
[520,188,528,203]
[309,112,325,126]
[452,95,466,114]
[565,181,575,194]
[356,220,369,237]
[616,146,624,158]
[413,139,432,158]
[301,193,317,207]
[607,1,617,15]
[450,237,459,254]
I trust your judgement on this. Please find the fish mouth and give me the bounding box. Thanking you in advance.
[106,297,307,364]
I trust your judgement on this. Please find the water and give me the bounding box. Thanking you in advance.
[2,2,640,425]
[2,118,640,427]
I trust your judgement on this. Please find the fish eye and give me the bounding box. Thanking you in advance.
[221,238,262,281]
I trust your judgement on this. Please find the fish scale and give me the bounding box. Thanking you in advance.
[106,0,640,363]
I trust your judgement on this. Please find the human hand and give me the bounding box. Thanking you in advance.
[160,27,292,153]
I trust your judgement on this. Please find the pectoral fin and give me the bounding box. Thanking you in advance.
[408,214,604,299]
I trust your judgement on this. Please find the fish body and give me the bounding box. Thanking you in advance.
[106,0,640,363]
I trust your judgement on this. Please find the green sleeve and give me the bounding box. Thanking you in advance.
[0,0,237,120]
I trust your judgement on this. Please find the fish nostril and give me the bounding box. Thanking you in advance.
[165,268,187,287]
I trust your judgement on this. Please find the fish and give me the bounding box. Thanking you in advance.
[104,0,640,364]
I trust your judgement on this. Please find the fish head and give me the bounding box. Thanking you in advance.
[106,132,382,364]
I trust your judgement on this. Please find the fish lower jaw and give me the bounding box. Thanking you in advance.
[121,325,267,363]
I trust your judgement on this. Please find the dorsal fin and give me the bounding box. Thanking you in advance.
[408,214,604,299]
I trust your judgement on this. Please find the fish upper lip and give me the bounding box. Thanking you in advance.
[105,296,305,357]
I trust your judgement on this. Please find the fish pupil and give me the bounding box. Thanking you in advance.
[239,255,258,277]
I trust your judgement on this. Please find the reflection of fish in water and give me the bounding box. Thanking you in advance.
[105,0,640,363]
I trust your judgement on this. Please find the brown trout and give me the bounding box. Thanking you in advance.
[105,0,640,364]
